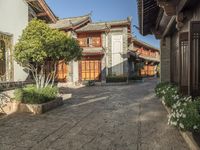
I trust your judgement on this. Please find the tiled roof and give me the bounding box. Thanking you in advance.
[76,23,108,32]
[132,38,160,52]
[49,14,91,30]
[76,18,131,32]
[27,0,57,23]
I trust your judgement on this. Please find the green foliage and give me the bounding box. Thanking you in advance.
[15,19,82,64]
[14,85,58,104]
[163,86,179,108]
[106,76,127,83]
[155,82,200,133]
[155,82,179,108]
[106,75,143,83]
[129,75,143,81]
[169,99,200,132]
[14,19,82,88]
[155,82,170,97]
[87,80,95,86]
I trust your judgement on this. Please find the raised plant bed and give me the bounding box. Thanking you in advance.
[4,97,63,115]
[161,99,200,150]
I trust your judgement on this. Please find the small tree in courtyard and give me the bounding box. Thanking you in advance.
[15,19,82,89]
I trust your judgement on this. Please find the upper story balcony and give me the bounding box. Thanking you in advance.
[136,47,160,60]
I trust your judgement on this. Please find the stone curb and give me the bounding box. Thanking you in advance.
[160,99,200,150]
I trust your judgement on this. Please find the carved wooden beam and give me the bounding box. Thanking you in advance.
[176,12,185,30]
[157,0,176,16]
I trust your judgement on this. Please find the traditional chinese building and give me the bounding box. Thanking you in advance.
[75,19,132,82]
[51,16,132,83]
[49,14,92,82]
[137,0,200,96]
[128,38,160,77]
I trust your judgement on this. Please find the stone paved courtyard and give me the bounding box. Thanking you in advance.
[0,80,189,150]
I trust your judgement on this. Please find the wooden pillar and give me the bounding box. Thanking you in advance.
[160,37,171,82]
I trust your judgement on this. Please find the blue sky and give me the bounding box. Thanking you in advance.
[46,0,160,48]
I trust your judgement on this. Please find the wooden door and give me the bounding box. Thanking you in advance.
[80,60,101,81]
[56,60,67,82]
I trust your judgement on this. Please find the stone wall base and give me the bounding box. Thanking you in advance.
[2,97,63,115]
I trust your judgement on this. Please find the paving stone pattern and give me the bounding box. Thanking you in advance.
[0,80,189,150]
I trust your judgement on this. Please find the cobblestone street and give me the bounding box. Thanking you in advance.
[0,80,189,150]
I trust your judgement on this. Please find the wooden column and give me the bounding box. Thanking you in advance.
[160,37,171,82]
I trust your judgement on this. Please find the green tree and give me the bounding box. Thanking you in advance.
[15,19,82,89]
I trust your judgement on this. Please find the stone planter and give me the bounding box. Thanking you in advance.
[4,97,63,115]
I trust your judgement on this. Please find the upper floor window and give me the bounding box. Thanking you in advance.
[78,34,101,48]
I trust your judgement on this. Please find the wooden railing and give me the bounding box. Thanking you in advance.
[136,48,160,59]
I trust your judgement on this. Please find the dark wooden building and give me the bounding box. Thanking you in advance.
[137,0,200,96]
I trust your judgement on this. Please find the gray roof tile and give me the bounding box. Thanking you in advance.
[49,14,90,29]
[76,19,131,32]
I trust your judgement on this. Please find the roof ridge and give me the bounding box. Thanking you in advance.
[58,13,91,21]
[91,19,130,24]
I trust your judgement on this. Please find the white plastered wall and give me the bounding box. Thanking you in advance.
[0,0,29,81]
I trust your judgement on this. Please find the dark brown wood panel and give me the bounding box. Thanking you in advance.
[171,31,179,84]
[190,21,200,96]
[179,32,189,94]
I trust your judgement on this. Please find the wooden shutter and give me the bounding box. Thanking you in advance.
[179,32,189,94]
[190,21,200,96]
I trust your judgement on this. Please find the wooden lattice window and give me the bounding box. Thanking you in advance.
[0,40,6,76]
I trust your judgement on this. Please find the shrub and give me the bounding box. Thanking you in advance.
[155,82,179,108]
[129,75,143,81]
[106,76,127,83]
[155,82,200,133]
[14,85,58,104]
[163,86,179,108]
[155,82,170,98]
[168,98,200,132]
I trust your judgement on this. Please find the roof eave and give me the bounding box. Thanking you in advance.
[76,29,106,33]
[27,0,57,23]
